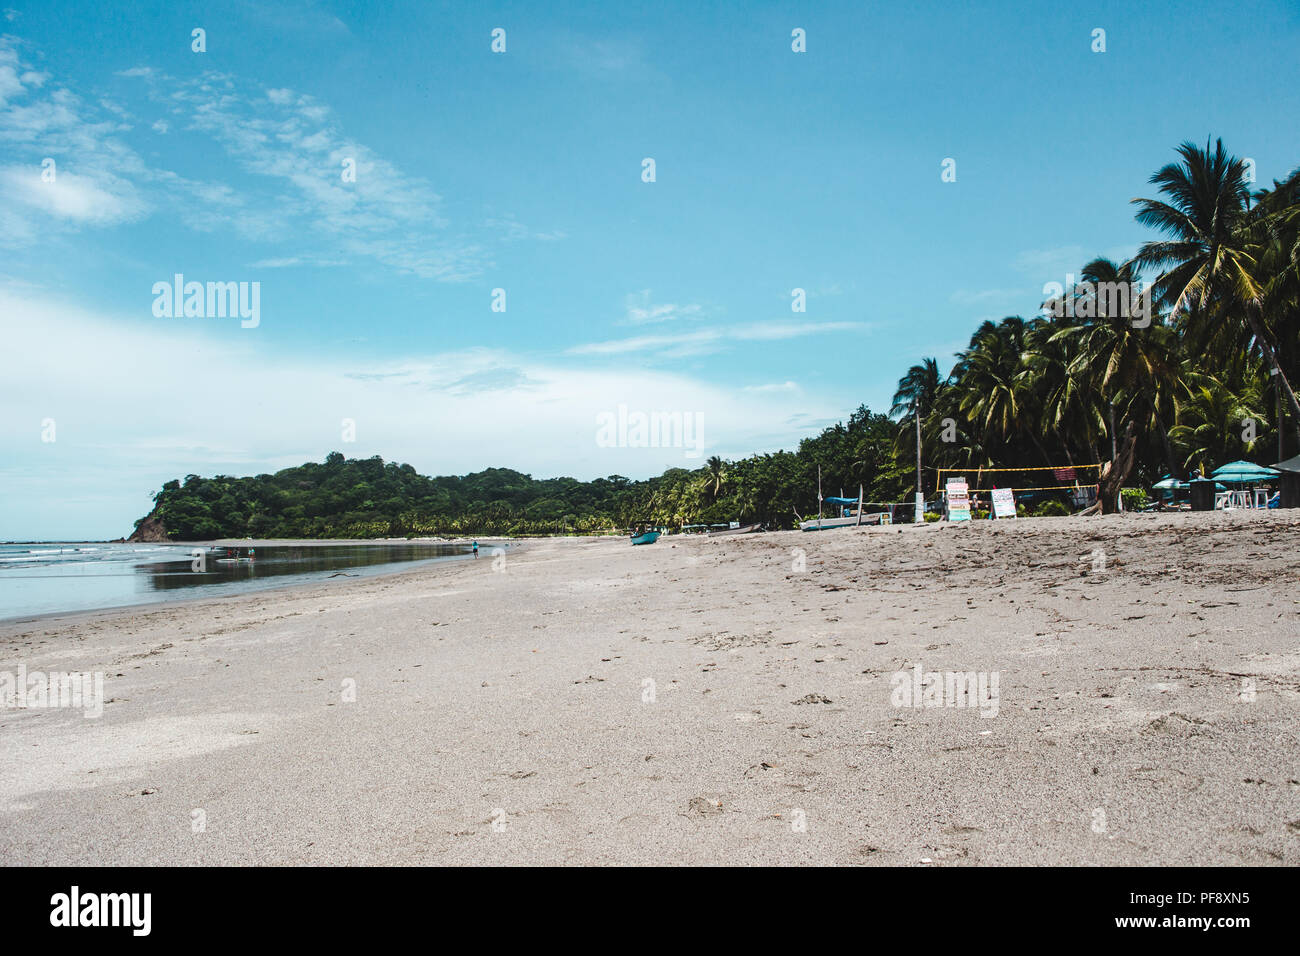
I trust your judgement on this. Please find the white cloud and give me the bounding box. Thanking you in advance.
[0,40,154,240]
[570,320,866,357]
[0,284,845,538]
[0,164,142,224]
[0,38,508,279]
[114,67,489,279]
[247,255,349,269]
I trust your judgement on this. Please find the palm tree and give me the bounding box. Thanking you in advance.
[1021,316,1101,466]
[1132,138,1300,446]
[1169,377,1265,471]
[890,358,946,418]
[1049,257,1185,471]
[954,317,1030,457]
[705,455,727,500]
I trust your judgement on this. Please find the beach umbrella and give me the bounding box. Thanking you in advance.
[1151,475,1183,491]
[1210,460,1280,484]
[1271,453,1300,474]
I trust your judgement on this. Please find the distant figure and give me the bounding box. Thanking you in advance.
[472,540,478,559]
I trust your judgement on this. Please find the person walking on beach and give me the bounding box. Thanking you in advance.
[472,540,478,559]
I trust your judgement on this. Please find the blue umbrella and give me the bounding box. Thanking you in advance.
[1211,460,1280,484]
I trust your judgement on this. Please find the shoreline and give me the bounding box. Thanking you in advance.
[0,538,524,629]
[0,511,1278,630]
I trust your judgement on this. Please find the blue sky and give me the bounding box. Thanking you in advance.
[2,0,1299,538]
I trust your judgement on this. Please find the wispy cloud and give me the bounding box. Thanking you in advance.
[0,35,505,280]
[552,33,651,78]
[235,0,351,38]
[138,73,484,279]
[0,39,147,241]
[622,289,704,325]
[948,287,1024,306]
[1013,245,1087,278]
[568,320,866,357]
[486,215,566,243]
[1013,243,1147,290]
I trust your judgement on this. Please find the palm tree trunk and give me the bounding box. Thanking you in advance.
[1099,422,1139,513]
[1053,429,1076,467]
[1153,408,1177,477]
[1108,403,1118,461]
[1247,306,1300,450]
[1027,430,1053,468]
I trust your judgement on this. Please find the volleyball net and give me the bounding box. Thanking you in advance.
[933,464,1102,504]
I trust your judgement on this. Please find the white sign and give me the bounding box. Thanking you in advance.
[991,487,1017,519]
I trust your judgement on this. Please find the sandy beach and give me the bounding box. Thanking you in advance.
[1,511,1297,866]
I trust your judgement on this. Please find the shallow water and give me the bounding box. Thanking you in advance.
[0,542,476,621]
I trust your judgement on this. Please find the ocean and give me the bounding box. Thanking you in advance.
[0,541,477,622]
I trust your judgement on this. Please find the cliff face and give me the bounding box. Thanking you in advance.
[128,513,170,542]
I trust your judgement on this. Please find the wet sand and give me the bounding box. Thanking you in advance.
[1,511,1298,865]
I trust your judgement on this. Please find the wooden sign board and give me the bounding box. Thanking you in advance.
[945,477,971,522]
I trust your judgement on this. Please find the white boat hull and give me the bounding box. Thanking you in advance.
[799,514,880,531]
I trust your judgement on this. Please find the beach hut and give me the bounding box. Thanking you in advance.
[1271,453,1300,508]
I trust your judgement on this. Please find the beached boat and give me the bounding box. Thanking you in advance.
[799,491,888,531]
[706,522,763,537]
[629,530,661,545]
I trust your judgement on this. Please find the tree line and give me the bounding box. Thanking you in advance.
[137,139,1298,538]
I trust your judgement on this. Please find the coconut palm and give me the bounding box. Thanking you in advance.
[890,358,946,418]
[1132,138,1300,445]
[1021,316,1101,465]
[705,455,727,500]
[953,317,1031,456]
[1048,257,1186,470]
[1169,377,1266,471]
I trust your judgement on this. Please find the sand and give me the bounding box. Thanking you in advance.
[1,510,1297,866]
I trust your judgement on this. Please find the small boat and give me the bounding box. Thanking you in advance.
[210,546,256,563]
[799,512,884,531]
[629,530,661,545]
[799,483,886,531]
[707,522,763,537]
